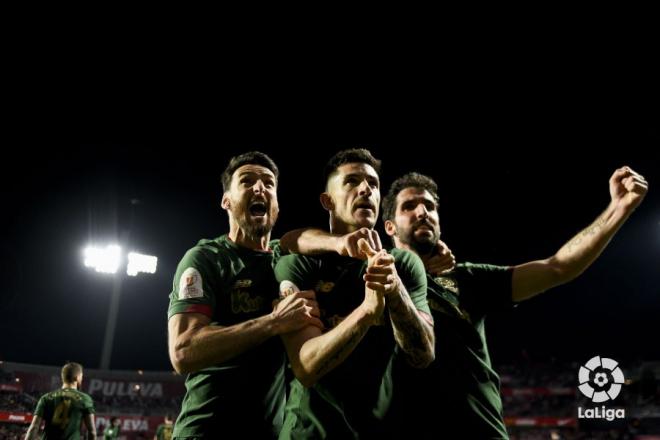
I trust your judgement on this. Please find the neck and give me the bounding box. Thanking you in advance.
[61,383,78,390]
[228,221,270,251]
[329,214,363,235]
[393,236,413,253]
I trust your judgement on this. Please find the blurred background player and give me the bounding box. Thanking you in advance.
[24,362,96,440]
[103,417,120,439]
[154,414,173,440]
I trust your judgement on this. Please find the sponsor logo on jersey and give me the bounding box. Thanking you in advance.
[233,279,253,288]
[231,290,265,314]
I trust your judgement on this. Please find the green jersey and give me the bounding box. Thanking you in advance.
[155,422,174,440]
[103,424,120,439]
[392,262,513,439]
[34,388,95,440]
[274,248,429,439]
[168,235,286,439]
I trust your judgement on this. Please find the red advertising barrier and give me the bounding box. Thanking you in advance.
[0,412,172,440]
[504,416,577,427]
[0,383,23,392]
[14,372,184,399]
[0,411,33,424]
[501,387,575,396]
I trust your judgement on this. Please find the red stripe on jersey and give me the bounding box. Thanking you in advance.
[183,304,213,318]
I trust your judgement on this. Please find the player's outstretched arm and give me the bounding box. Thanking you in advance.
[512,166,648,302]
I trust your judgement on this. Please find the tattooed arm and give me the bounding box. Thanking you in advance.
[385,281,435,367]
[512,166,648,302]
[362,241,434,368]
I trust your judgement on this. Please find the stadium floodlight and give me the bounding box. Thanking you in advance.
[126,252,158,276]
[84,245,122,274]
[83,243,158,369]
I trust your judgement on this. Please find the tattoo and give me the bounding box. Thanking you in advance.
[566,214,607,253]
[388,290,433,368]
[315,325,370,377]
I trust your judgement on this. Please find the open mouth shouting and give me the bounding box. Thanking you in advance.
[248,199,268,219]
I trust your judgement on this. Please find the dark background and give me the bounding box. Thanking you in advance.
[1,91,658,372]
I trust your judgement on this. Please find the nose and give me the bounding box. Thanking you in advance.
[253,180,266,194]
[415,203,428,219]
[357,179,372,196]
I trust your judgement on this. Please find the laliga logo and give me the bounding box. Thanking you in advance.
[578,355,624,402]
[577,355,626,422]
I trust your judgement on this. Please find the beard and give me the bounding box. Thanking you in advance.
[235,206,278,241]
[397,222,439,256]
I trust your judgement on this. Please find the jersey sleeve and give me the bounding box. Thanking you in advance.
[393,248,430,315]
[459,262,513,314]
[168,246,221,320]
[33,395,46,417]
[83,393,95,414]
[274,254,318,294]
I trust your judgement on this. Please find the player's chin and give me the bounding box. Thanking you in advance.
[353,214,376,229]
[412,237,437,255]
[248,213,277,227]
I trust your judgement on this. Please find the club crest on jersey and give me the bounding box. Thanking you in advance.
[315,281,335,293]
[433,275,459,295]
[179,268,204,299]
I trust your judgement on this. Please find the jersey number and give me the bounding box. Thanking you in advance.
[52,399,72,429]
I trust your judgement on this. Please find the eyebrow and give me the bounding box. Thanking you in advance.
[238,171,275,179]
[343,173,379,182]
[401,195,435,205]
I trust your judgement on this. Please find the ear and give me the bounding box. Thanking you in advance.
[319,192,334,212]
[384,219,397,237]
[221,193,231,211]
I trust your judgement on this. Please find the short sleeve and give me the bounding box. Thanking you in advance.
[458,262,513,315]
[83,393,95,414]
[274,254,318,294]
[34,395,45,417]
[393,249,430,315]
[168,246,220,320]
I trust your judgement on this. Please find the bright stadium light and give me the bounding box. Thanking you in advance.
[83,242,158,369]
[84,245,122,274]
[126,252,158,276]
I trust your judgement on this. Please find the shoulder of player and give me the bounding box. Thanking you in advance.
[275,251,320,267]
[455,261,509,276]
[181,235,236,264]
[389,247,424,268]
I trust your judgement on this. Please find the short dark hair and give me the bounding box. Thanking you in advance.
[61,362,83,384]
[322,148,382,189]
[382,172,439,222]
[221,151,279,192]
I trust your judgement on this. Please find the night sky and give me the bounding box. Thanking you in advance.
[1,105,658,372]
